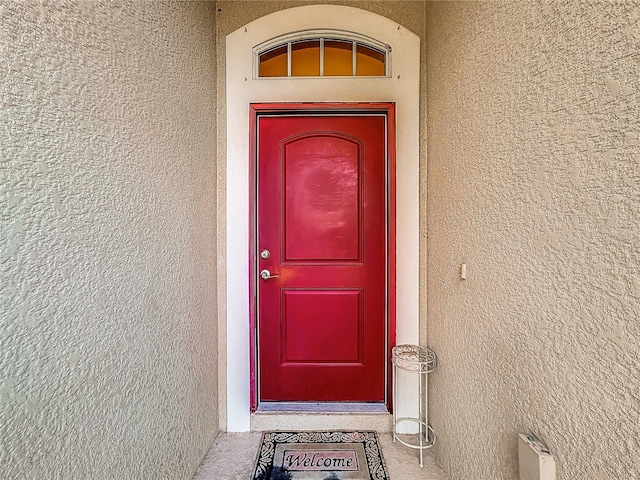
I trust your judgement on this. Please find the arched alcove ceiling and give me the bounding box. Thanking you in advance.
[225,4,421,432]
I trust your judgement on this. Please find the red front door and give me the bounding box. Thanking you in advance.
[256,111,388,403]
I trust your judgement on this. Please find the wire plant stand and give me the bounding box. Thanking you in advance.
[392,344,437,467]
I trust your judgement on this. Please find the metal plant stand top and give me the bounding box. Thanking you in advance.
[392,344,437,468]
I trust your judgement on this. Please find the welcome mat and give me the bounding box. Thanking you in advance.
[252,431,389,480]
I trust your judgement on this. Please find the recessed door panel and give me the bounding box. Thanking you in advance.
[283,135,362,263]
[258,114,387,402]
[282,289,363,364]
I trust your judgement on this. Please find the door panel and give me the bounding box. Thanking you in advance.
[282,289,363,363]
[258,114,386,402]
[283,135,362,262]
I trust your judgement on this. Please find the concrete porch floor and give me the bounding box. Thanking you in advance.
[193,432,448,479]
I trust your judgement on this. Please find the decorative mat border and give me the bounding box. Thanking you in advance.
[252,431,389,480]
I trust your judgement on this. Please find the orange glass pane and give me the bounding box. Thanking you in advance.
[324,40,353,76]
[291,40,320,76]
[356,44,385,76]
[259,45,288,77]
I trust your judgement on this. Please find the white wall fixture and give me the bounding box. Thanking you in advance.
[518,434,556,480]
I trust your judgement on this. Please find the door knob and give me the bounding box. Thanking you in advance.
[260,269,280,280]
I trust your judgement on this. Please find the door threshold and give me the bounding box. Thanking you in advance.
[256,402,388,414]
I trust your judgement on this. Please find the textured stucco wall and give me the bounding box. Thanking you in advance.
[0,2,218,478]
[427,2,639,479]
[214,0,428,430]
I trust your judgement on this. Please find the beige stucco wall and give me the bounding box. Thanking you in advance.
[0,2,218,478]
[427,2,639,479]
[214,0,428,430]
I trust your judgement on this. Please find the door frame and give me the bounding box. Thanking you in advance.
[225,5,421,431]
[249,102,396,411]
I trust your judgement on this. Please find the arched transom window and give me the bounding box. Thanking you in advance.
[254,30,390,78]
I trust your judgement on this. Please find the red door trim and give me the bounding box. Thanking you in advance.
[249,102,396,411]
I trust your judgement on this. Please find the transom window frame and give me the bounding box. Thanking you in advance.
[253,29,392,79]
